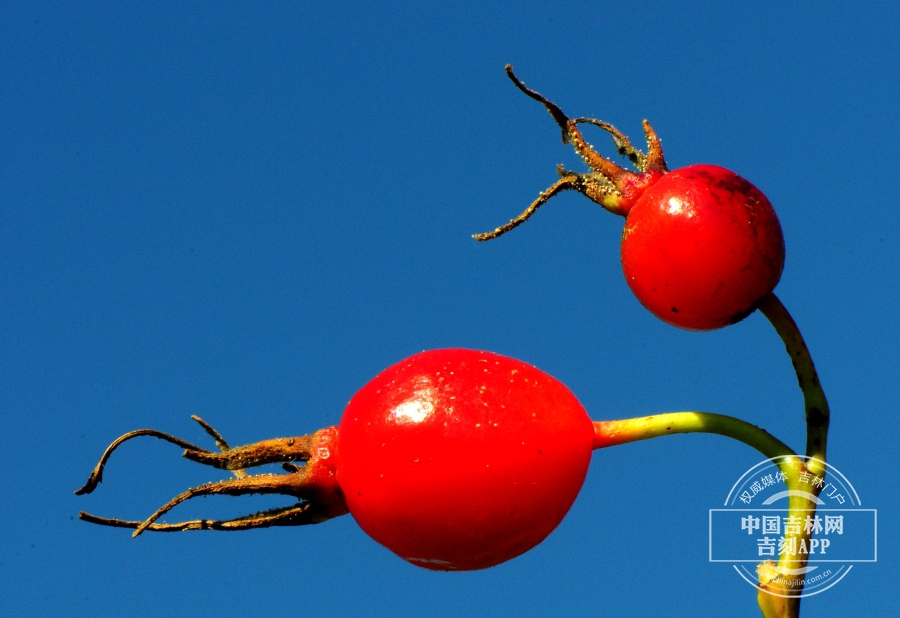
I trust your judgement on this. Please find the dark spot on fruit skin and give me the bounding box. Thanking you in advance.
[672,307,679,313]
[688,168,757,200]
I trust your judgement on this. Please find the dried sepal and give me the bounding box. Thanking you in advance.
[75,419,347,536]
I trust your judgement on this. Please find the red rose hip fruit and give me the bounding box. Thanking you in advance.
[620,165,784,330]
[336,348,594,570]
[75,347,595,571]
[475,66,786,331]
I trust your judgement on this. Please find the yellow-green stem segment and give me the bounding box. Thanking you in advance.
[592,412,796,462]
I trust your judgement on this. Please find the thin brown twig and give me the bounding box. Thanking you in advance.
[79,502,321,532]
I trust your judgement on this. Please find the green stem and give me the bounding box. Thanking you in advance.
[592,411,796,461]
[758,293,830,473]
[755,292,831,618]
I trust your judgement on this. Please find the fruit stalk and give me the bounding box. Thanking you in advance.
[592,411,796,462]
[758,293,830,470]
[757,293,831,617]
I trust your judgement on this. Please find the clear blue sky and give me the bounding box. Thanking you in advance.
[2,2,897,616]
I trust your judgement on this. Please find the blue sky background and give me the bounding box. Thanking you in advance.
[2,2,897,616]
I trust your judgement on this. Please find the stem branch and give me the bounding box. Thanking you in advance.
[593,411,797,462]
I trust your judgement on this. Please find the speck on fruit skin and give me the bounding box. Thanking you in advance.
[335,348,595,571]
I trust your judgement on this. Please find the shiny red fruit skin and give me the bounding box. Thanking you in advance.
[620,164,785,330]
[336,349,594,571]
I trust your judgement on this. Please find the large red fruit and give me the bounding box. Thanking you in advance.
[621,165,785,330]
[336,348,594,571]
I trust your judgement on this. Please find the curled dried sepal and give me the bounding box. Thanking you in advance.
[473,65,667,241]
[76,418,348,536]
[74,429,205,496]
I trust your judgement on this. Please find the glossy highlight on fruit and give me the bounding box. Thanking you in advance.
[336,348,595,571]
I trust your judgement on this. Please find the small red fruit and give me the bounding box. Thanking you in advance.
[337,348,595,570]
[621,165,784,330]
[476,66,785,331]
